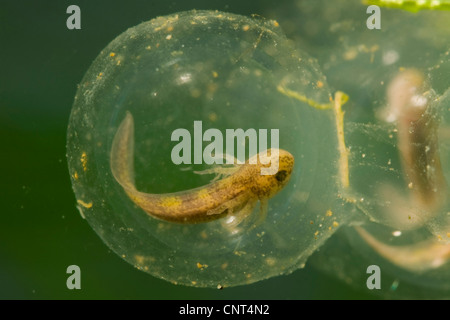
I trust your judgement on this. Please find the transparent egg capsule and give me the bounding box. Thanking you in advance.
[265,0,450,296]
[66,10,347,287]
[340,61,450,296]
[310,56,450,297]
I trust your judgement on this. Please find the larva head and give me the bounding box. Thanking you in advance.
[250,148,294,199]
[386,68,431,122]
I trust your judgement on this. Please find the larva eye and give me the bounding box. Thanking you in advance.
[275,170,287,182]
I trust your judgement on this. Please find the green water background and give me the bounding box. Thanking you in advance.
[0,0,392,299]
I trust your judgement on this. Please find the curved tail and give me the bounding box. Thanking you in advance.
[110,111,137,191]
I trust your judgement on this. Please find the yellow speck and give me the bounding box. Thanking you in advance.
[80,152,88,171]
[145,45,151,50]
[208,112,218,122]
[77,199,92,209]
[314,231,319,236]
[72,171,79,180]
[167,26,174,32]
[265,257,276,266]
[273,20,279,27]
[446,233,450,238]
[326,209,333,217]
[160,196,182,208]
[221,263,228,270]
[316,80,324,88]
[96,72,104,80]
[135,255,145,264]
[109,52,116,57]
[343,48,358,61]
[408,182,414,189]
[333,221,339,228]
[165,34,172,40]
[310,221,314,225]
[212,71,218,78]
[242,24,250,31]
[122,254,126,258]
[197,262,208,269]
